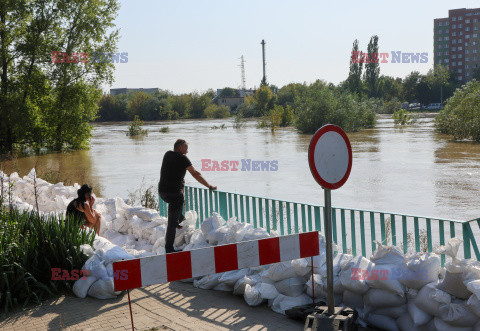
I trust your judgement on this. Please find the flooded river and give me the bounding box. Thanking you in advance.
[2,116,480,221]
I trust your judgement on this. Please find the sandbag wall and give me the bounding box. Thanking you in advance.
[2,169,480,331]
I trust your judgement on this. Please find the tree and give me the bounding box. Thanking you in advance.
[277,83,306,107]
[363,35,380,98]
[203,104,230,118]
[126,92,150,119]
[219,87,236,98]
[402,71,422,102]
[346,39,364,95]
[169,94,192,118]
[436,80,480,141]
[294,80,376,133]
[0,0,120,152]
[377,76,402,101]
[190,91,214,118]
[253,85,274,116]
[425,64,450,104]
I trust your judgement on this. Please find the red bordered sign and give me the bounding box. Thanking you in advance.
[308,124,352,190]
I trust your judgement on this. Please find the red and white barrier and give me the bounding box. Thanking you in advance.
[113,231,320,291]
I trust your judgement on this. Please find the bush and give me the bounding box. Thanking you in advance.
[436,80,480,141]
[393,109,416,125]
[257,105,293,131]
[0,207,95,313]
[127,115,148,136]
[203,104,231,118]
[294,81,376,133]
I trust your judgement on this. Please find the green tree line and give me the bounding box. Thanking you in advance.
[96,89,230,121]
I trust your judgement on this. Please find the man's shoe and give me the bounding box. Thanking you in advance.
[176,215,186,229]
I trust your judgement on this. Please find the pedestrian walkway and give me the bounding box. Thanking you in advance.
[0,281,303,331]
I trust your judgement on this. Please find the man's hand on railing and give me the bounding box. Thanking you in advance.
[209,185,217,190]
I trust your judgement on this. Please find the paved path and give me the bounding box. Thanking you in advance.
[0,281,304,331]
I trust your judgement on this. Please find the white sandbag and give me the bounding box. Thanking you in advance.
[414,282,451,317]
[244,284,265,306]
[364,288,407,308]
[233,274,261,296]
[271,294,312,315]
[432,317,473,331]
[292,255,327,277]
[87,278,120,299]
[127,207,159,221]
[112,214,128,232]
[401,253,441,290]
[218,269,249,286]
[291,258,310,277]
[365,313,399,331]
[274,277,306,297]
[365,264,406,296]
[408,300,432,326]
[466,279,480,300]
[467,294,480,317]
[396,314,427,331]
[194,273,222,290]
[339,256,374,294]
[212,283,233,292]
[234,222,254,242]
[73,276,97,299]
[342,290,364,309]
[438,301,478,327]
[319,253,353,278]
[243,227,270,241]
[438,270,472,300]
[258,282,280,300]
[370,242,406,266]
[207,226,234,245]
[201,212,225,237]
[180,210,197,227]
[267,261,297,281]
[373,305,407,319]
[93,237,135,264]
[306,274,327,299]
[89,262,108,280]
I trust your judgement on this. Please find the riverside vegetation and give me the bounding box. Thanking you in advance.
[0,174,95,314]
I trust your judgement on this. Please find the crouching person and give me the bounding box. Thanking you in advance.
[66,184,101,235]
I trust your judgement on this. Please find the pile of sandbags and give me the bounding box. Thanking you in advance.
[3,169,480,330]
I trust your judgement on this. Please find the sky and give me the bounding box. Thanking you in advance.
[107,0,480,94]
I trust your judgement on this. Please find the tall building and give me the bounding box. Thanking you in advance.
[434,8,480,82]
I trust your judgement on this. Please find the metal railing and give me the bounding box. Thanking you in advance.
[158,185,480,264]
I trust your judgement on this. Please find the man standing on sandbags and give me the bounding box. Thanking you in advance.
[159,139,217,253]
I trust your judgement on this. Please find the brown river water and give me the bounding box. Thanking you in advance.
[1,115,480,221]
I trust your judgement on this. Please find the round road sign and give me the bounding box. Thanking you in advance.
[308,124,352,190]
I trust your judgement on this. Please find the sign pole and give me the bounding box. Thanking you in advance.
[324,188,335,315]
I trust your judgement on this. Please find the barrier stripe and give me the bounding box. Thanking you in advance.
[113,231,320,291]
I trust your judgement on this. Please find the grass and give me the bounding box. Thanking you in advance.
[0,203,95,314]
